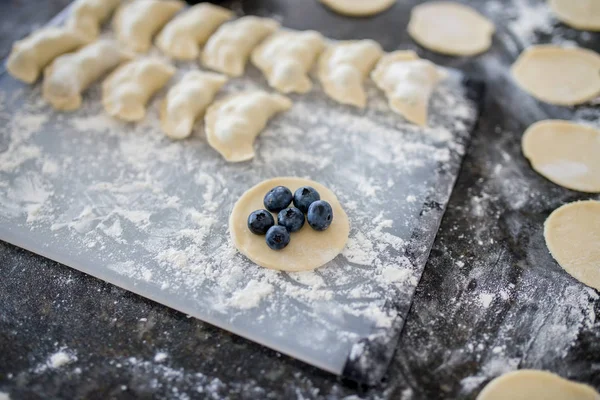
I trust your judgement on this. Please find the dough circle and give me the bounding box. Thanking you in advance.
[522,120,600,193]
[477,370,600,400]
[318,0,395,17]
[229,177,350,272]
[544,200,600,291]
[511,45,600,106]
[407,1,495,56]
[549,0,600,32]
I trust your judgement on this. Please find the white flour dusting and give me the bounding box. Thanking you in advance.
[0,393,10,400]
[33,347,77,373]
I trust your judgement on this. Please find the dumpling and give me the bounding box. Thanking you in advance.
[102,58,176,121]
[201,16,280,77]
[156,3,233,60]
[205,91,292,162]
[113,0,184,53]
[317,39,383,108]
[251,30,325,94]
[160,71,228,140]
[66,0,120,40]
[371,51,447,127]
[6,27,89,84]
[43,40,132,111]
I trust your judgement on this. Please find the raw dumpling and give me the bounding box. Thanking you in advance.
[43,40,132,111]
[251,30,325,94]
[113,0,184,53]
[318,39,383,107]
[318,0,396,17]
[160,71,228,140]
[156,3,233,60]
[6,27,89,84]
[66,0,120,40]
[371,51,447,126]
[201,16,280,77]
[102,58,176,122]
[205,91,292,162]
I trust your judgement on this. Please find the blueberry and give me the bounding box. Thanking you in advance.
[307,200,333,231]
[293,186,320,213]
[277,207,305,232]
[247,209,275,235]
[264,186,293,212]
[265,225,290,250]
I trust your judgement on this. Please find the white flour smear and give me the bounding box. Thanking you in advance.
[0,9,478,377]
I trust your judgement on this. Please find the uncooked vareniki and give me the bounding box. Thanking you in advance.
[43,40,132,111]
[6,27,89,84]
[160,71,228,140]
[251,30,325,94]
[205,91,292,162]
[66,0,120,41]
[318,39,383,107]
[156,3,233,60]
[102,58,176,122]
[113,0,184,53]
[371,51,447,126]
[201,16,280,77]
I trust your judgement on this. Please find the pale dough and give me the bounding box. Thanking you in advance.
[318,0,395,17]
[408,1,495,56]
[511,45,600,106]
[477,370,600,400]
[371,50,447,126]
[155,3,233,61]
[6,27,89,84]
[201,16,280,77]
[229,177,350,272]
[102,58,176,122]
[66,0,120,41]
[544,200,600,291]
[522,120,600,193]
[549,0,600,32]
[43,40,132,111]
[251,30,325,94]
[160,71,228,140]
[318,39,383,108]
[205,91,292,162]
[113,0,185,53]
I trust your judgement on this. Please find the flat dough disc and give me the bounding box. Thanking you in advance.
[229,177,350,272]
[511,45,600,106]
[549,0,600,31]
[544,200,600,291]
[522,120,600,193]
[477,370,600,400]
[407,1,495,56]
[318,0,395,16]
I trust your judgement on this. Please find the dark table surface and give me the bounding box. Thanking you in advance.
[1,0,599,399]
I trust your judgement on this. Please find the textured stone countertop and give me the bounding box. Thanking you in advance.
[0,0,599,399]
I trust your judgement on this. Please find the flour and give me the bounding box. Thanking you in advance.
[33,348,77,373]
[0,393,10,400]
[154,352,168,363]
[228,280,274,310]
[478,293,494,309]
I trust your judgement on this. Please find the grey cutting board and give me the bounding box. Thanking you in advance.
[0,3,482,384]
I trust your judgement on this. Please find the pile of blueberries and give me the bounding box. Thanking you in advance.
[247,185,333,250]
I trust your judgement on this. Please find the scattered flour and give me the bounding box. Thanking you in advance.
[478,293,494,309]
[228,280,274,310]
[154,352,168,363]
[0,393,9,400]
[33,348,77,373]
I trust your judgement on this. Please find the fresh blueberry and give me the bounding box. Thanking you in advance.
[307,200,333,231]
[247,209,275,235]
[265,225,291,250]
[293,186,320,213]
[264,186,293,213]
[277,207,305,232]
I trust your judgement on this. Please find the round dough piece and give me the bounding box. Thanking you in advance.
[522,120,600,193]
[549,0,600,32]
[511,45,600,106]
[477,370,600,400]
[407,2,495,56]
[544,200,600,291]
[318,0,395,17]
[230,177,350,272]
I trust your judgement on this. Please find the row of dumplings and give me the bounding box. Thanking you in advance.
[6,0,448,132]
